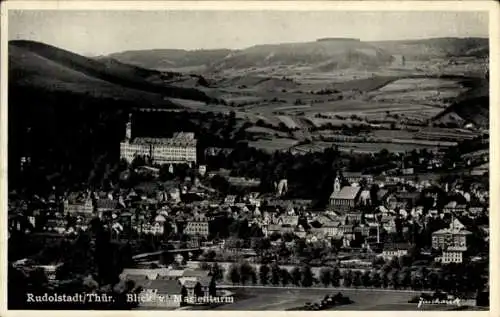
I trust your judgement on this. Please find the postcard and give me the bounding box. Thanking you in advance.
[0,1,498,315]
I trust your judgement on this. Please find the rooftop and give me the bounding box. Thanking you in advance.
[131,135,196,146]
[330,186,361,200]
[445,246,468,252]
[145,279,183,294]
[433,228,472,235]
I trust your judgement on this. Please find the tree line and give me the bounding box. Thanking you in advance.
[213,258,486,297]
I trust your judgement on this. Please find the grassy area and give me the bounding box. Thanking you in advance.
[211,287,424,311]
[248,138,299,153]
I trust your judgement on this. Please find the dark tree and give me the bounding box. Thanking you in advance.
[271,264,281,286]
[319,268,332,287]
[229,264,240,285]
[259,264,270,285]
[291,267,302,286]
[301,266,314,287]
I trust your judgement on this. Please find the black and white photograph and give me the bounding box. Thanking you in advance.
[2,1,497,312]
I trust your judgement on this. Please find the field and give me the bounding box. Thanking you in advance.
[299,141,450,154]
[164,69,483,156]
[378,78,463,92]
[248,138,299,153]
[203,287,467,311]
[13,40,486,161]
[165,70,482,154]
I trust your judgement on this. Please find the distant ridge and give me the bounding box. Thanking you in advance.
[316,38,360,42]
[106,37,488,71]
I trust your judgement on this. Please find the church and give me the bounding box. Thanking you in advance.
[329,175,361,212]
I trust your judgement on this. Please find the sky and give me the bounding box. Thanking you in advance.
[8,10,489,56]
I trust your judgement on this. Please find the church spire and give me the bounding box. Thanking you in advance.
[125,112,132,142]
[334,175,341,193]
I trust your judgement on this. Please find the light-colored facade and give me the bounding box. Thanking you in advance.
[184,217,210,237]
[432,228,471,250]
[63,198,93,215]
[380,248,408,260]
[439,248,466,264]
[330,186,361,210]
[120,115,197,165]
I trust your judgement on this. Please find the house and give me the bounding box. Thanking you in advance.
[180,270,212,298]
[277,215,299,227]
[443,202,467,215]
[121,268,170,280]
[320,221,341,238]
[95,198,119,212]
[354,225,371,237]
[138,279,186,308]
[359,190,371,206]
[345,211,363,224]
[468,207,484,216]
[343,172,373,185]
[432,221,472,251]
[32,263,64,281]
[338,224,354,235]
[339,224,355,246]
[227,177,261,188]
[224,195,237,205]
[63,196,93,215]
[379,243,412,260]
[437,246,467,264]
[44,219,67,234]
[381,216,397,233]
[329,186,361,211]
[137,222,164,236]
[262,224,281,237]
[184,216,210,238]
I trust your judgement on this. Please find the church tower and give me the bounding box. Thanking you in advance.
[334,175,341,193]
[125,113,132,142]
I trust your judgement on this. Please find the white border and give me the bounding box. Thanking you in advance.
[0,2,498,317]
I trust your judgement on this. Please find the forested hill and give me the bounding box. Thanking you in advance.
[9,40,217,104]
[7,40,226,192]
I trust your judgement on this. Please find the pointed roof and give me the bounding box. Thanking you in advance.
[330,186,361,200]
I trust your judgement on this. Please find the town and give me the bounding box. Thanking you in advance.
[8,110,489,310]
[6,8,491,312]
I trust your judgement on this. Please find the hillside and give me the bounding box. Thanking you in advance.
[371,37,489,60]
[209,38,394,71]
[7,40,221,190]
[107,37,488,72]
[9,40,217,105]
[433,77,489,127]
[107,38,394,72]
[107,48,233,71]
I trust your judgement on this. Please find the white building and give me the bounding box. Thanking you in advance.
[120,114,197,165]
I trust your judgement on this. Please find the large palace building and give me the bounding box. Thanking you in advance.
[120,114,197,166]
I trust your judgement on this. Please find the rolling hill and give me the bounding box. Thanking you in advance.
[107,38,394,72]
[106,48,233,72]
[9,40,218,105]
[432,77,489,127]
[370,37,489,60]
[208,38,394,71]
[7,40,224,189]
[106,37,488,72]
